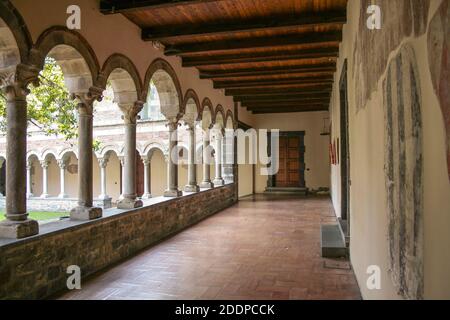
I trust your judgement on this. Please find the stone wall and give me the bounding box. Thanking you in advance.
[0,184,236,299]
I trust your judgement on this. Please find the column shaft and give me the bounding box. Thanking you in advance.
[142,157,151,199]
[40,161,49,198]
[213,130,224,186]
[200,131,213,188]
[118,122,143,208]
[26,161,34,198]
[0,80,39,238]
[184,125,199,192]
[70,94,102,221]
[164,121,182,197]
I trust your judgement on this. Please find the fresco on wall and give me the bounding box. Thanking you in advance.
[383,44,423,300]
[354,0,429,111]
[427,1,450,181]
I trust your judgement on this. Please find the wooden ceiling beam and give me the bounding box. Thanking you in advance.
[142,11,346,41]
[226,86,332,96]
[247,104,328,111]
[237,94,331,102]
[242,99,331,107]
[246,101,329,108]
[251,107,328,114]
[199,64,336,79]
[164,31,342,56]
[250,105,328,113]
[100,0,223,14]
[185,48,339,68]
[213,78,333,89]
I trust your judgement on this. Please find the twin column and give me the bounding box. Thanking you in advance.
[69,89,103,221]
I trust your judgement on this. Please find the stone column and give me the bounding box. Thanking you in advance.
[57,159,68,198]
[184,124,200,192]
[222,129,234,183]
[118,156,125,200]
[164,119,182,197]
[98,157,109,200]
[200,129,213,188]
[141,156,152,199]
[0,66,39,238]
[118,102,144,209]
[70,89,103,221]
[40,160,50,198]
[26,159,34,198]
[213,128,225,186]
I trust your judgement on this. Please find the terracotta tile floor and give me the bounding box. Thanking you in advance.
[58,194,361,300]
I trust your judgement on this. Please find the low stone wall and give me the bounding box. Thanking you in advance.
[0,184,236,299]
[0,197,112,212]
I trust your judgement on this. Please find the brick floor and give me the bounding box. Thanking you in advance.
[58,194,361,300]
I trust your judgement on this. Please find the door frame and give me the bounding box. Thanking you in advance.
[267,131,306,188]
[339,60,350,236]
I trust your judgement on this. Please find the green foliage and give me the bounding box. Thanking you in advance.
[0,57,78,140]
[0,57,101,150]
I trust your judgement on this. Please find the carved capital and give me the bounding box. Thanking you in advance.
[98,157,109,168]
[141,156,150,166]
[0,64,40,100]
[40,160,50,169]
[120,101,144,124]
[166,119,180,131]
[72,86,104,115]
[57,159,68,169]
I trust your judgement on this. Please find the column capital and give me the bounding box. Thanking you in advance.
[0,64,40,99]
[166,119,180,131]
[141,156,150,165]
[98,157,109,168]
[40,160,50,169]
[26,159,33,170]
[72,86,104,115]
[57,159,68,169]
[120,101,145,124]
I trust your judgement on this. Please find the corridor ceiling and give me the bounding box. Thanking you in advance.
[100,0,347,114]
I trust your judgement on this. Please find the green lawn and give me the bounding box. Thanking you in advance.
[0,211,68,221]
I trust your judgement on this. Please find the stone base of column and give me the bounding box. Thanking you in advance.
[200,181,214,189]
[0,219,39,239]
[184,184,200,193]
[26,193,34,199]
[164,189,183,197]
[141,193,152,199]
[213,178,225,186]
[58,193,69,199]
[70,206,102,221]
[40,194,49,199]
[117,198,143,209]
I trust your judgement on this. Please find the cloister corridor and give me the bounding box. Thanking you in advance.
[58,195,361,300]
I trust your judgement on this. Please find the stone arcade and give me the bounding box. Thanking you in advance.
[0,0,449,300]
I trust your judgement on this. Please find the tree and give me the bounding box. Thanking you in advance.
[0,57,79,141]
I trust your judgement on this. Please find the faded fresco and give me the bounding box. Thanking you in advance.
[353,0,429,111]
[384,45,423,300]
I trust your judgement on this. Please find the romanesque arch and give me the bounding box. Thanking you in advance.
[32,26,100,94]
[0,0,32,69]
[98,53,142,108]
[143,58,182,120]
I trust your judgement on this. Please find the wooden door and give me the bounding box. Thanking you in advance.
[276,136,301,187]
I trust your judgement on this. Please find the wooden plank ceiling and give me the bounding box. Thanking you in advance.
[100,0,347,114]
